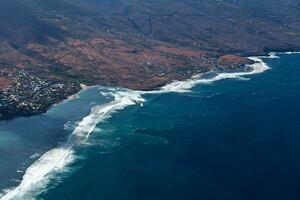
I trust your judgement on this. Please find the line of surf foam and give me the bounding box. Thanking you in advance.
[260,52,280,59]
[0,90,145,200]
[0,54,272,200]
[276,51,300,55]
[73,90,145,139]
[150,56,270,93]
[0,146,75,200]
[260,51,300,58]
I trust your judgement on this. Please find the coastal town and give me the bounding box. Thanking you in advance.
[0,64,80,120]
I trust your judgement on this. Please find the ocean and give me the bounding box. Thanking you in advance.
[0,53,300,200]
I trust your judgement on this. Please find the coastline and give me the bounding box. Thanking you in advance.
[0,51,295,200]
[0,51,297,121]
[67,84,89,100]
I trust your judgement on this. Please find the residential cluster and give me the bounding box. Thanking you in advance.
[0,65,80,119]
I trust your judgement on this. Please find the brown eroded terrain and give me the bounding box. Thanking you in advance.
[0,0,299,119]
[25,36,218,90]
[0,76,13,88]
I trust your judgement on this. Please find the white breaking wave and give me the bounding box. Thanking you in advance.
[0,90,145,200]
[0,55,271,200]
[260,52,280,59]
[259,51,300,58]
[155,56,270,93]
[73,90,145,139]
[0,147,75,200]
[277,51,300,55]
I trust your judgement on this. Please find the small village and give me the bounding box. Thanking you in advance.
[0,65,80,119]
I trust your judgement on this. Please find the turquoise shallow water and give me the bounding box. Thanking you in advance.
[0,87,112,193]
[1,53,300,200]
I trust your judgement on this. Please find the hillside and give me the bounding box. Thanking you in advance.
[0,0,299,119]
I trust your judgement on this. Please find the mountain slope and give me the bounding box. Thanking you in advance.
[0,0,299,119]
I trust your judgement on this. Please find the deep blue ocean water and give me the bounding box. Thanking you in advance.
[0,53,300,200]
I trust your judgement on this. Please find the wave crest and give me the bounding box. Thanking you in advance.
[0,90,145,200]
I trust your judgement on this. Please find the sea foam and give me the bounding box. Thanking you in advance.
[0,54,271,200]
[156,56,270,93]
[278,51,300,55]
[0,90,145,200]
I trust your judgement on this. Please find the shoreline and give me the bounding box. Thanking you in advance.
[66,83,89,100]
[0,51,296,200]
[0,51,297,121]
